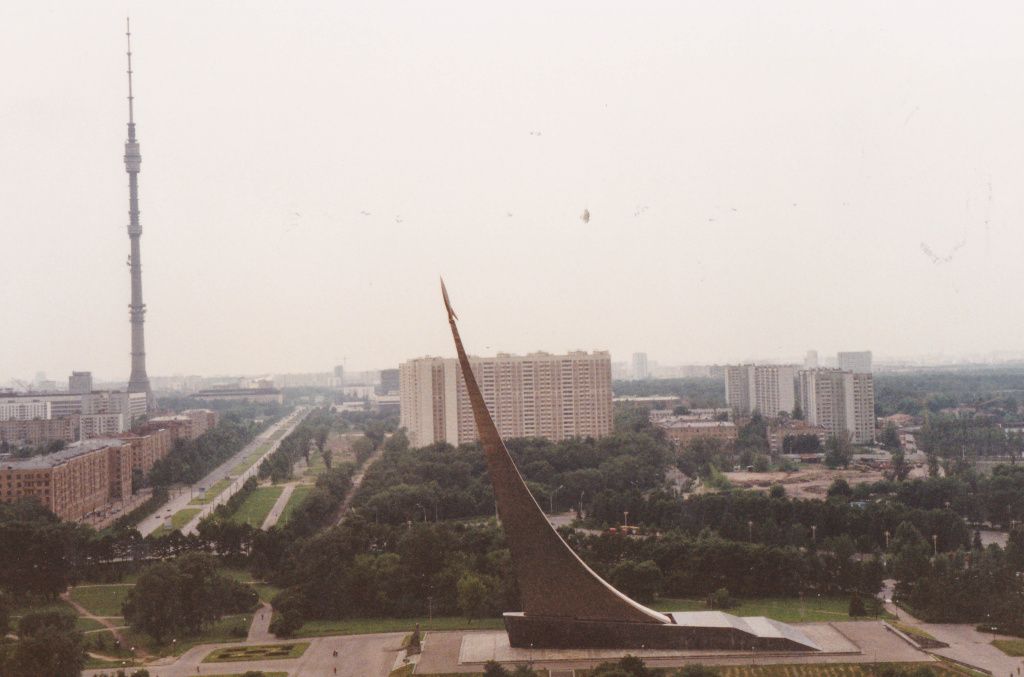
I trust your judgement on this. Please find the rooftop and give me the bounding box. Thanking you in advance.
[2,438,125,470]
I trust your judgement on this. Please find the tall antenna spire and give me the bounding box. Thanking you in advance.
[126,17,135,125]
[123,17,152,411]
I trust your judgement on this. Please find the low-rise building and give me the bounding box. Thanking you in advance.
[190,388,283,404]
[657,419,738,447]
[767,421,829,455]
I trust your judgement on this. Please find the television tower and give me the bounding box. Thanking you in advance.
[124,19,153,409]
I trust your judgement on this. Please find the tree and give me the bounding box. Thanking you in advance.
[122,553,257,643]
[608,560,662,603]
[705,587,735,610]
[6,610,84,677]
[848,593,866,617]
[890,450,910,481]
[457,572,489,622]
[792,404,804,420]
[593,655,652,677]
[824,435,853,469]
[769,484,786,499]
[881,422,901,451]
[827,478,853,499]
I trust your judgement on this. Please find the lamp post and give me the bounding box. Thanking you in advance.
[748,520,754,542]
[623,511,629,528]
[579,490,586,518]
[885,530,891,549]
[811,525,817,544]
[549,485,563,513]
[932,534,938,557]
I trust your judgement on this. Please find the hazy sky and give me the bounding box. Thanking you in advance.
[4,2,1024,383]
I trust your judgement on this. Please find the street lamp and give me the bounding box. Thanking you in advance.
[748,520,754,541]
[623,511,629,528]
[811,525,817,544]
[885,530,891,549]
[932,534,938,557]
[549,485,563,513]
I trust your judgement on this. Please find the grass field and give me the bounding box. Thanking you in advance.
[70,584,134,617]
[993,639,1024,656]
[278,485,312,525]
[295,615,504,638]
[191,478,231,505]
[203,642,309,662]
[650,596,892,623]
[121,613,252,657]
[229,485,284,528]
[891,621,936,641]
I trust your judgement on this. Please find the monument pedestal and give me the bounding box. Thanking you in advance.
[504,611,821,652]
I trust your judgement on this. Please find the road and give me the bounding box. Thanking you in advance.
[137,407,309,537]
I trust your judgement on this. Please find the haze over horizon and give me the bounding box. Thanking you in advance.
[4,2,1024,384]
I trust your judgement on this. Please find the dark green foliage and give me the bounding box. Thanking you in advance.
[608,559,662,603]
[149,413,270,487]
[122,552,257,643]
[705,587,735,610]
[2,609,83,677]
[592,655,652,676]
[848,592,866,616]
[612,378,725,408]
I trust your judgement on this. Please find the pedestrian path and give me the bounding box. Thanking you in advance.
[261,481,297,529]
[247,601,274,642]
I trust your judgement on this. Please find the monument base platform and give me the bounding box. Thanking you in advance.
[503,611,822,652]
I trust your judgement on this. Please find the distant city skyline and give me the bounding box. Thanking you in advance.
[4,3,1024,383]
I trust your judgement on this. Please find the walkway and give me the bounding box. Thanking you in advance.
[61,590,151,660]
[247,601,274,642]
[81,632,404,677]
[882,582,1024,676]
[335,446,385,524]
[261,481,297,530]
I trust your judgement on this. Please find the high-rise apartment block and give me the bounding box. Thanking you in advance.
[797,369,875,444]
[631,353,649,380]
[400,351,614,448]
[723,365,796,418]
[837,351,872,373]
[68,371,93,395]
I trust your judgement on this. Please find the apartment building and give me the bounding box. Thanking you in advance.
[81,391,148,425]
[0,416,80,447]
[117,428,173,475]
[0,393,81,419]
[797,369,875,444]
[144,408,219,442]
[80,413,126,438]
[400,351,614,448]
[0,400,51,421]
[724,365,796,419]
[0,439,130,521]
[837,351,872,374]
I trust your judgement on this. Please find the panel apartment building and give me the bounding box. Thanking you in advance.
[400,351,614,448]
[797,369,875,444]
[724,365,796,419]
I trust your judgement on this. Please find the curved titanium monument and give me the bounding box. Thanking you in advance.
[441,280,819,652]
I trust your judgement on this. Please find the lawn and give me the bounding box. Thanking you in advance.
[278,485,312,525]
[70,584,134,617]
[229,485,284,528]
[295,615,504,638]
[121,613,253,657]
[993,639,1024,656]
[150,507,203,533]
[650,596,893,623]
[250,581,283,604]
[203,642,309,662]
[191,478,231,505]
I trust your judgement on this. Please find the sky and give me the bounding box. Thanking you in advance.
[3,1,1024,383]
